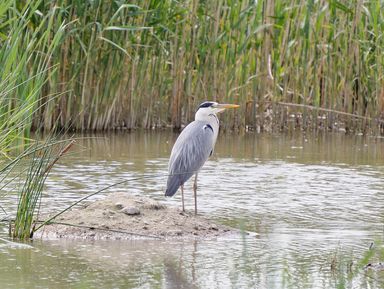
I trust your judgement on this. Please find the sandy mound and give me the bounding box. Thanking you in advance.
[35,192,238,240]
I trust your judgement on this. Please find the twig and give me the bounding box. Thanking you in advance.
[0,204,7,215]
[0,138,76,174]
[267,54,382,123]
[276,101,380,122]
[37,220,163,239]
[43,140,76,175]
[33,178,142,232]
[2,218,163,239]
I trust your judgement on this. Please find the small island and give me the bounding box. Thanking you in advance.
[35,192,240,240]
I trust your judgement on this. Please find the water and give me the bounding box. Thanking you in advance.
[2,131,384,288]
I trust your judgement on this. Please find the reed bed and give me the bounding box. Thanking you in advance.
[0,0,75,239]
[2,0,384,134]
[0,0,66,150]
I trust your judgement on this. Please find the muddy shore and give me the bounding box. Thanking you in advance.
[35,192,240,240]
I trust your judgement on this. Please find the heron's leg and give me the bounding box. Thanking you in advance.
[181,184,185,212]
[193,173,198,215]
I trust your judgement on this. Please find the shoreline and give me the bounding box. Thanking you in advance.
[34,192,242,241]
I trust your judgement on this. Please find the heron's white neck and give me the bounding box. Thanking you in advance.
[195,109,220,144]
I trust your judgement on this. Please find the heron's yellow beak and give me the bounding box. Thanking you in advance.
[214,103,240,109]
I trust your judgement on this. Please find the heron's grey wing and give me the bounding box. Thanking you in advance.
[165,121,214,197]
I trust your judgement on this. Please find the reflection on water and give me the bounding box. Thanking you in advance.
[2,131,384,288]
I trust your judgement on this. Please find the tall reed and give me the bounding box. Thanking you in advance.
[3,0,384,134]
[0,0,66,149]
[0,0,69,239]
[10,139,74,239]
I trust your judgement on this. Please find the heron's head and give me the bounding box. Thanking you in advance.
[195,101,239,120]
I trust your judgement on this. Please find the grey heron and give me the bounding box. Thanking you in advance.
[165,101,239,214]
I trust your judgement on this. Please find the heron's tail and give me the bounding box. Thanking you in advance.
[165,175,181,197]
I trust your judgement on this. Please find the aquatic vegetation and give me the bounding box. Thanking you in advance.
[11,142,53,239]
[0,0,66,149]
[0,0,71,239]
[10,140,74,240]
[0,0,383,133]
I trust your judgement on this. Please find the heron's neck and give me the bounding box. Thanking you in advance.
[195,111,220,144]
[195,111,219,126]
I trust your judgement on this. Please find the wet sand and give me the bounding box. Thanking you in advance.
[35,192,239,240]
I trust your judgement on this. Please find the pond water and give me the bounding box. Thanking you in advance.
[2,131,384,288]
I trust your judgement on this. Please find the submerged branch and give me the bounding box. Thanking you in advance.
[268,54,381,125]
[276,102,380,123]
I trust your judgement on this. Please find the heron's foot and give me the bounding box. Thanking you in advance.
[179,211,188,216]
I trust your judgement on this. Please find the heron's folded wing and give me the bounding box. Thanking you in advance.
[169,121,214,173]
[165,121,214,196]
